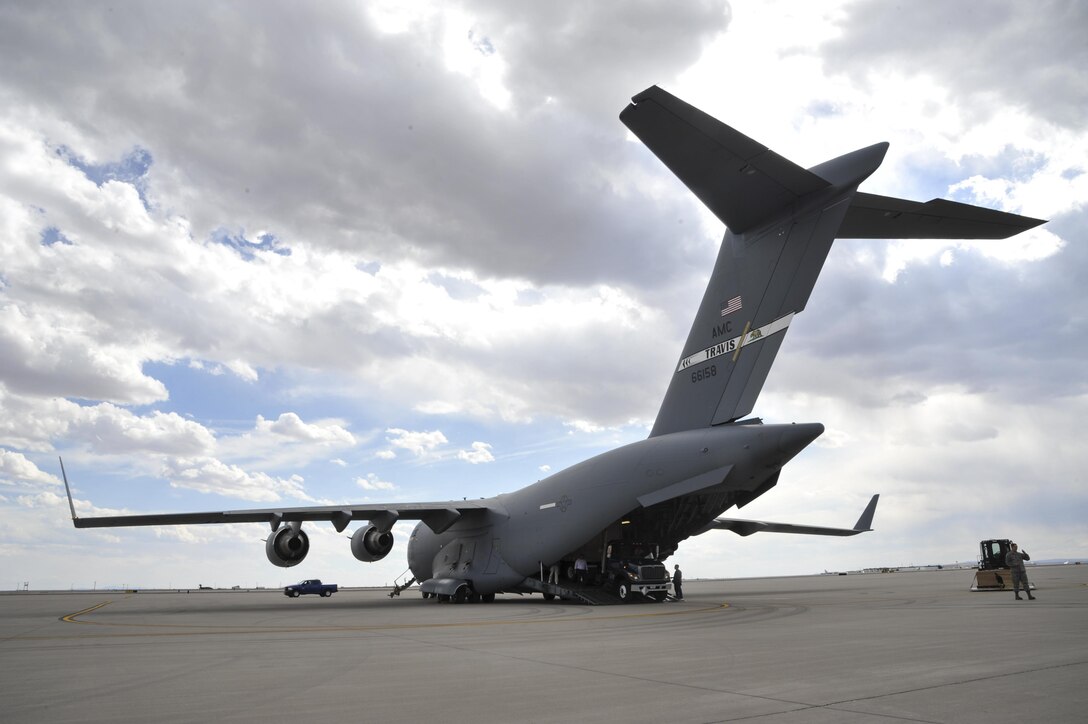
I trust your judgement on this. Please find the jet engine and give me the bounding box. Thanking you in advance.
[265,523,309,567]
[351,525,394,562]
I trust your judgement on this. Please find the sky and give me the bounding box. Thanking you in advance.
[1,0,1085,590]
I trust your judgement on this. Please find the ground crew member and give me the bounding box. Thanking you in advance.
[1005,542,1035,601]
[574,554,587,584]
[673,564,683,600]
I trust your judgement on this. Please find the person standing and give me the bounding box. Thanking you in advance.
[1005,542,1036,601]
[574,554,588,584]
[672,564,683,600]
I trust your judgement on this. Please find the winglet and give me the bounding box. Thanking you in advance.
[853,494,879,532]
[59,456,78,522]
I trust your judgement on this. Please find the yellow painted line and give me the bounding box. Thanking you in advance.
[60,600,113,623]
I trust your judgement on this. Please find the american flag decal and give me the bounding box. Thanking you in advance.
[720,295,742,317]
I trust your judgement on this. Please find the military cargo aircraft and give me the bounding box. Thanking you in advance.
[63,86,1044,603]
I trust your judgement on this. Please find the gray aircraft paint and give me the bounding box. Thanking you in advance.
[63,86,1044,598]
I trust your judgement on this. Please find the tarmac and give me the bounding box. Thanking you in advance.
[2,565,1086,723]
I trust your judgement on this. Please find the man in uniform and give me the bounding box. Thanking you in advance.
[1005,542,1036,601]
[672,564,683,600]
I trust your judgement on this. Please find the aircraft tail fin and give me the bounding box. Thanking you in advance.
[621,87,1045,437]
[623,87,881,436]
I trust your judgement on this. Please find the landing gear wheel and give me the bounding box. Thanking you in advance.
[453,586,468,604]
[543,593,555,601]
[421,591,431,599]
[482,593,496,603]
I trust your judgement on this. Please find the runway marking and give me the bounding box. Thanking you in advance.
[47,600,731,639]
[60,600,113,623]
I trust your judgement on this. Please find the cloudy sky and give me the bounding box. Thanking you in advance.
[2,0,1084,590]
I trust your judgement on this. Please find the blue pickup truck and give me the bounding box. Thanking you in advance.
[283,579,337,598]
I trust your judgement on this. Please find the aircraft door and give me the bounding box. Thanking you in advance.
[484,539,501,574]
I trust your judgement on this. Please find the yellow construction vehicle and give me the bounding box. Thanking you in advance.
[970,539,1036,591]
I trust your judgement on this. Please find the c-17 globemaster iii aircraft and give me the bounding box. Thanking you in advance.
[62,86,1044,603]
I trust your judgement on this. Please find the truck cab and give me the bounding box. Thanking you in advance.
[603,540,670,602]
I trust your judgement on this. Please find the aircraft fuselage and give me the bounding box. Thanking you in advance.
[407,422,823,594]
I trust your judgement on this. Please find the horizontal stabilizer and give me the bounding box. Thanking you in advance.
[700,494,879,537]
[840,193,1046,239]
[621,86,829,233]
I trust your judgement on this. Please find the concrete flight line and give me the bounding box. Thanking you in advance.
[56,598,732,636]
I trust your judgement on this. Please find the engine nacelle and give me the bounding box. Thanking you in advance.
[265,524,310,568]
[351,525,394,562]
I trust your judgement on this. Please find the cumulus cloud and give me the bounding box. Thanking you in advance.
[211,413,358,474]
[823,0,1088,130]
[73,405,218,456]
[257,413,355,445]
[357,473,396,491]
[459,0,730,119]
[457,441,495,464]
[161,457,313,503]
[384,428,448,457]
[0,296,168,405]
[0,0,721,288]
[0,388,215,455]
[0,1,711,447]
[0,450,59,488]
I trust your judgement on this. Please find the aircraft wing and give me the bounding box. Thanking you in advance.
[60,461,498,535]
[840,193,1046,239]
[698,494,879,537]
